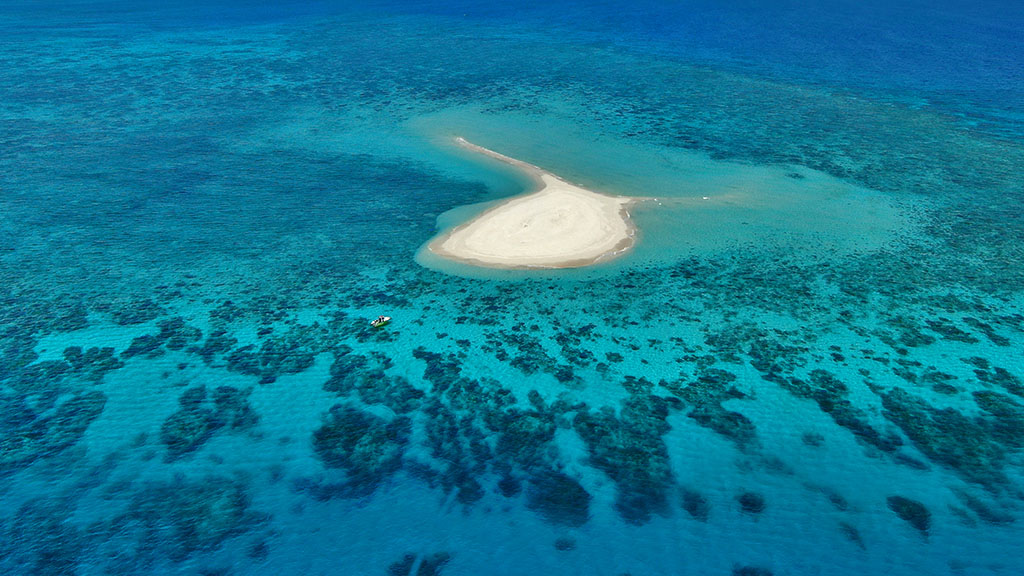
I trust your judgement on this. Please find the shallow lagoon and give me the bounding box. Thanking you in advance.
[410,106,921,276]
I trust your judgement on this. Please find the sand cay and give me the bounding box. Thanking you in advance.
[430,138,636,269]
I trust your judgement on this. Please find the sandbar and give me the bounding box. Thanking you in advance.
[428,138,636,269]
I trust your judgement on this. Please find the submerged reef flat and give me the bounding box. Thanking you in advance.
[2,2,1024,576]
[428,138,635,269]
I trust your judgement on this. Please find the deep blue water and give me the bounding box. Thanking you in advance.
[2,1,1024,575]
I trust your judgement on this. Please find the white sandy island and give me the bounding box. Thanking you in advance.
[429,138,636,269]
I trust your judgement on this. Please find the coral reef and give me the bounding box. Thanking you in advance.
[160,385,257,460]
[1,497,88,575]
[779,370,900,453]
[574,383,673,524]
[312,405,411,497]
[388,552,452,576]
[738,492,766,515]
[882,388,1008,487]
[667,369,758,448]
[554,536,577,551]
[733,566,773,576]
[0,390,106,471]
[525,470,592,527]
[886,495,931,534]
[839,521,866,550]
[108,476,268,564]
[681,488,711,522]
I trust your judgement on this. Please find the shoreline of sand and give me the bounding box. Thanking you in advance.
[427,138,636,269]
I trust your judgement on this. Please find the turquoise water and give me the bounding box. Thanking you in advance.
[2,2,1024,575]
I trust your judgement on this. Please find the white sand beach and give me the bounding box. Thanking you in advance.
[429,138,635,269]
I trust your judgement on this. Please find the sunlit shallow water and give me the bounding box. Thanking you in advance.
[2,2,1023,575]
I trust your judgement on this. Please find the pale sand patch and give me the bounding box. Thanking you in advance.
[429,138,636,269]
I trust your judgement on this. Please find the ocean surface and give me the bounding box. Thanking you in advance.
[2,1,1024,574]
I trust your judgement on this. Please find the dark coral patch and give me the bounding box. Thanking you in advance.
[212,386,260,429]
[525,471,592,527]
[801,432,825,447]
[388,554,417,576]
[3,497,87,575]
[882,387,1009,487]
[974,365,1024,397]
[554,537,577,551]
[325,348,424,414]
[0,390,106,470]
[63,346,124,381]
[497,474,522,497]
[122,334,166,358]
[312,405,410,497]
[780,370,901,453]
[681,488,710,521]
[492,407,557,469]
[839,521,866,550]
[161,388,222,460]
[971,391,1024,448]
[574,388,673,524]
[160,385,257,460]
[925,318,978,343]
[953,489,1015,525]
[112,476,267,563]
[224,336,315,384]
[158,317,204,350]
[667,369,759,448]
[887,495,931,534]
[417,552,453,576]
[11,346,123,395]
[738,492,766,514]
[388,552,452,576]
[963,317,1010,346]
[109,298,164,326]
[733,566,773,576]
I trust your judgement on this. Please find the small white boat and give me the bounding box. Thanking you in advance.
[370,315,392,328]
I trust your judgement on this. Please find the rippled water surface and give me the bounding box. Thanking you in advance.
[2,1,1023,575]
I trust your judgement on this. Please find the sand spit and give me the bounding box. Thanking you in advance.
[429,138,636,269]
